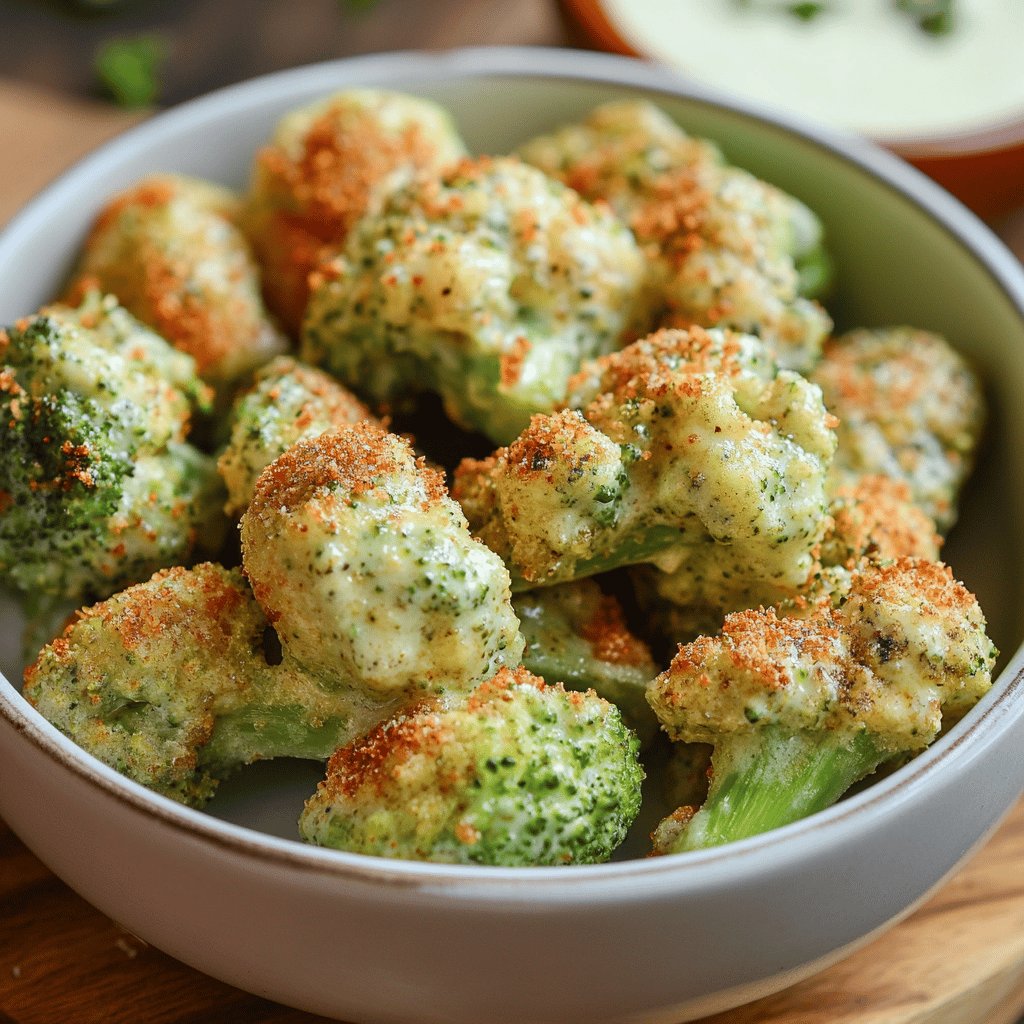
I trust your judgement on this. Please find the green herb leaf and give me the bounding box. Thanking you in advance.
[918,10,954,34]
[894,0,956,36]
[789,2,827,21]
[94,33,168,108]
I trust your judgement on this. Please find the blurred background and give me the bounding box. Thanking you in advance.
[0,0,580,226]
[0,0,1020,235]
[0,0,570,104]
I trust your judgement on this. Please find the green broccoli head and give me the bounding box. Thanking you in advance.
[0,293,225,600]
[811,326,985,531]
[455,327,835,595]
[69,174,287,393]
[299,666,644,865]
[518,99,832,371]
[301,155,649,444]
[647,557,996,853]
[217,356,376,517]
[240,422,524,699]
[23,563,389,806]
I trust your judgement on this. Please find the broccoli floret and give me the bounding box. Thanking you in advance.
[69,175,287,395]
[455,327,835,596]
[818,475,942,571]
[513,579,658,741]
[301,156,649,444]
[25,422,527,807]
[811,326,985,530]
[0,293,225,601]
[647,558,996,852]
[245,89,467,334]
[641,473,944,641]
[240,423,524,699]
[518,100,833,371]
[299,666,644,865]
[23,563,392,806]
[795,474,943,610]
[217,356,376,516]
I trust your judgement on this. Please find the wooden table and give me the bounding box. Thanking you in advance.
[0,802,1021,1024]
[3,41,1024,1024]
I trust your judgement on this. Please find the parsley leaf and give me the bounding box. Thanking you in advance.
[789,2,827,21]
[94,33,168,108]
[894,0,956,36]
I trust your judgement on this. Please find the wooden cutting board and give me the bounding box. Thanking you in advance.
[1,76,1023,1024]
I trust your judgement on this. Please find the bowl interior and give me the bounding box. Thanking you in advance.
[2,53,1023,854]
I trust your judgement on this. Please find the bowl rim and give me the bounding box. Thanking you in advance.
[3,44,1024,898]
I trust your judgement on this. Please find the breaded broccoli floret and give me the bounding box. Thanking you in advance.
[301,156,648,444]
[0,293,224,601]
[23,563,392,806]
[641,474,943,641]
[455,327,835,596]
[299,666,644,865]
[217,356,376,516]
[647,558,996,852]
[245,89,466,333]
[519,100,832,371]
[514,579,658,741]
[241,423,524,699]
[69,175,287,394]
[819,475,942,572]
[811,326,985,530]
[798,474,942,610]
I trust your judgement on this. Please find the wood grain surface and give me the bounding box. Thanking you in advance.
[1,51,1024,1024]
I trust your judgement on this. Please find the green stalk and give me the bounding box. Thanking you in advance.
[443,347,577,446]
[511,525,686,591]
[442,355,549,446]
[198,705,361,777]
[671,726,886,852]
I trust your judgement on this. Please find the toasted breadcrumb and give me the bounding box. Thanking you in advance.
[245,90,466,333]
[70,174,286,391]
[812,326,984,530]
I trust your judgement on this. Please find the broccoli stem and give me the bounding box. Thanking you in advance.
[441,348,579,446]
[671,726,886,852]
[198,705,359,777]
[445,354,552,446]
[511,525,685,591]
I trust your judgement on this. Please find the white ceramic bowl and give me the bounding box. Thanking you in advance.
[2,47,1024,1024]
